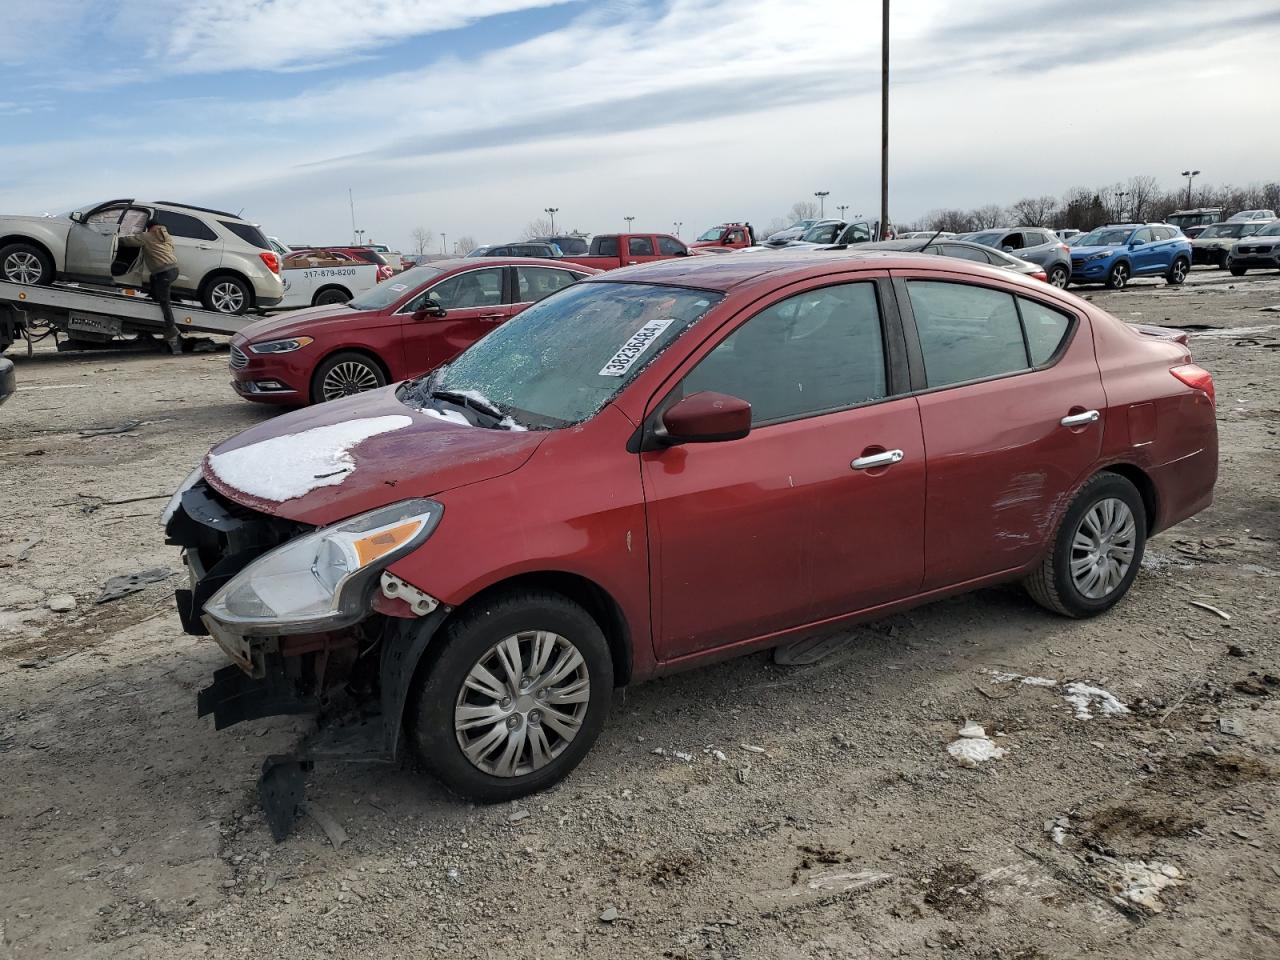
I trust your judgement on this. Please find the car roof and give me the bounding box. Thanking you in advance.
[583,248,1031,293]
[428,256,600,273]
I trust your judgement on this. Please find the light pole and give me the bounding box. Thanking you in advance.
[624,216,635,232]
[440,232,447,255]
[814,191,829,217]
[837,204,849,220]
[1180,169,1200,207]
[673,221,682,238]
[1115,191,1130,222]
[544,207,559,234]
[881,0,890,240]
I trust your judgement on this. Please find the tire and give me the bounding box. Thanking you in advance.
[1048,264,1069,288]
[1166,257,1189,285]
[1217,252,1230,270]
[1024,472,1147,619]
[310,350,387,404]
[408,590,613,802]
[1229,265,1246,277]
[312,286,350,306]
[201,274,252,314]
[1,242,53,285]
[1104,261,1129,289]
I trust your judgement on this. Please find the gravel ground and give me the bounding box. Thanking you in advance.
[1,268,1278,959]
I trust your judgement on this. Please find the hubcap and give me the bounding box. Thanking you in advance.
[1172,261,1187,282]
[1113,265,1128,287]
[1050,267,1068,288]
[454,630,590,778]
[320,360,380,401]
[1070,497,1136,599]
[210,282,245,313]
[3,251,42,284]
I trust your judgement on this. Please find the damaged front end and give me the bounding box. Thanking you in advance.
[165,478,447,840]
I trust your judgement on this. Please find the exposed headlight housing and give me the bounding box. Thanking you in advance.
[249,337,314,354]
[203,499,442,635]
[161,465,204,527]
[1087,251,1113,261]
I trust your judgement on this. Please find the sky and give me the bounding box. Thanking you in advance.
[2,0,1278,252]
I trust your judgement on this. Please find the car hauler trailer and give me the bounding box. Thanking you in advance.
[0,278,256,354]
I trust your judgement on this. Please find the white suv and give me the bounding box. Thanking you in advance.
[0,199,284,313]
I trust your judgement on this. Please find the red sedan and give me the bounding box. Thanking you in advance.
[171,250,1216,824]
[229,258,597,405]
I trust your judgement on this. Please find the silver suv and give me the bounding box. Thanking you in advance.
[0,199,284,313]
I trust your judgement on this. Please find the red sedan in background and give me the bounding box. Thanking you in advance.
[230,257,598,405]
[177,249,1216,821]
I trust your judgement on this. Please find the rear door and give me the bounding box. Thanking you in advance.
[148,209,222,290]
[399,265,509,372]
[895,273,1105,589]
[642,275,925,660]
[512,264,586,313]
[624,235,664,266]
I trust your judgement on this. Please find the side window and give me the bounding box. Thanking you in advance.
[1018,297,1072,365]
[1000,233,1024,250]
[941,244,990,263]
[427,268,504,309]
[682,283,887,424]
[516,266,578,303]
[657,236,686,256]
[593,237,619,257]
[1133,228,1154,244]
[843,222,871,243]
[628,236,654,256]
[726,230,744,244]
[85,206,127,229]
[906,280,1028,387]
[154,210,218,241]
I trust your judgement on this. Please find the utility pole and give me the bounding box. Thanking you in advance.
[814,191,829,217]
[673,221,682,237]
[348,188,357,244]
[837,204,849,220]
[440,232,447,255]
[1181,169,1200,208]
[624,216,635,232]
[1115,191,1130,221]
[544,207,559,233]
[881,0,890,241]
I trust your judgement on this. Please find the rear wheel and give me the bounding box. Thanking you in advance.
[1,242,53,285]
[1024,472,1147,618]
[312,286,350,306]
[1048,264,1069,288]
[1166,257,1189,285]
[408,590,613,802]
[1105,261,1129,289]
[1229,265,1246,277]
[311,351,386,403]
[201,274,252,314]
[1217,251,1230,269]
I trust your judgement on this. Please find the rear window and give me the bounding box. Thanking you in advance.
[154,210,217,241]
[218,220,270,250]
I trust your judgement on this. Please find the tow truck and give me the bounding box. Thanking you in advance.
[1,277,256,355]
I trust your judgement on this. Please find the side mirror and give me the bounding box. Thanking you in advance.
[1002,246,1015,253]
[69,211,83,223]
[659,391,751,445]
[1131,239,1145,247]
[412,299,447,320]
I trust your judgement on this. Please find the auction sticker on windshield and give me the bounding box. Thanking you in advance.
[599,318,677,376]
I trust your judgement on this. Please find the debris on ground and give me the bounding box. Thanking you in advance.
[95,568,174,603]
[1218,717,1246,738]
[803,869,892,894]
[1061,682,1130,720]
[946,722,1008,767]
[45,594,76,613]
[302,802,349,850]
[599,905,619,923]
[1104,860,1185,914]
[1188,599,1232,620]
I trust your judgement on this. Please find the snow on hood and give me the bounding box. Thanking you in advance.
[207,415,412,503]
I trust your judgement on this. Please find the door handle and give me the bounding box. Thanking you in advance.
[626,260,637,265]
[851,449,904,470]
[197,245,214,250]
[1060,409,1100,427]
[478,313,505,321]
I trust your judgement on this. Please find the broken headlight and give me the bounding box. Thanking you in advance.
[203,499,442,635]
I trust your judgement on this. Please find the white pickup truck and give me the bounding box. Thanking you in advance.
[276,250,381,309]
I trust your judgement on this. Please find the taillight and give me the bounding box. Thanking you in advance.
[1170,363,1214,405]
[1058,243,1069,253]
[259,251,280,274]
[1031,270,1048,282]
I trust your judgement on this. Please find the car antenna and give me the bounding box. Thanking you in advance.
[917,228,944,253]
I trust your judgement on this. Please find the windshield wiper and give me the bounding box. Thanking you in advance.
[430,389,503,420]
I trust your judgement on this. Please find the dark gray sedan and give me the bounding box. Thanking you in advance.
[830,238,1049,282]
[961,227,1072,288]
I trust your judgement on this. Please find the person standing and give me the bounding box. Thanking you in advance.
[118,219,182,354]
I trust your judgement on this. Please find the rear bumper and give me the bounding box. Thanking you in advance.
[1191,248,1227,265]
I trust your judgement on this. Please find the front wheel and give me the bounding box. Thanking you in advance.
[311,350,386,404]
[1048,265,1069,288]
[1,242,53,285]
[1166,257,1189,285]
[408,590,613,802]
[201,274,252,314]
[1229,265,1246,277]
[1105,261,1129,289]
[1024,472,1147,618]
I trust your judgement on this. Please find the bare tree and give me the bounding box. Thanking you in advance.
[969,204,1007,229]
[924,208,974,233]
[760,217,790,240]
[521,217,553,240]
[410,226,433,256]
[1123,176,1160,223]
[788,200,820,222]
[454,235,478,255]
[1007,196,1058,226]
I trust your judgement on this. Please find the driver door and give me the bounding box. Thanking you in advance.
[399,266,511,373]
[65,202,150,284]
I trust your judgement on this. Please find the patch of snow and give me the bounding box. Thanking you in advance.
[1062,682,1130,720]
[497,416,528,432]
[803,870,892,894]
[957,721,987,739]
[1107,861,1183,913]
[207,415,412,503]
[420,407,470,425]
[986,670,1058,687]
[947,737,1008,767]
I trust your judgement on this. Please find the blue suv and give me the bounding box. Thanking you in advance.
[1068,223,1191,289]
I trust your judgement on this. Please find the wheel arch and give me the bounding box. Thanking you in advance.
[199,268,256,308]
[1099,463,1158,532]
[0,235,57,273]
[433,571,633,687]
[311,284,353,305]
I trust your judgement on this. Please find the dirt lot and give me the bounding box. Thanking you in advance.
[2,269,1278,959]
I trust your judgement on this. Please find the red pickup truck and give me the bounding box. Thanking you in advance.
[561,233,690,271]
[690,222,756,252]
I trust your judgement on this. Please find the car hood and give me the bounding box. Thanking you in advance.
[1069,245,1119,257]
[200,386,545,525]
[0,213,70,231]
[1191,235,1237,246]
[232,304,372,345]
